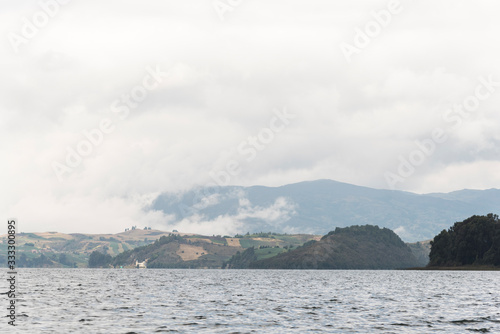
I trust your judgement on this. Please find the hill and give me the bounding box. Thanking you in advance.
[0,229,319,268]
[248,225,420,269]
[150,180,500,242]
[105,232,320,269]
[0,229,177,268]
[110,234,238,268]
[428,213,500,267]
[406,240,431,267]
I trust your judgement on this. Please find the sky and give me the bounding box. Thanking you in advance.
[2,0,500,234]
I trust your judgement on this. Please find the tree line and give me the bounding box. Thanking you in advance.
[429,213,500,267]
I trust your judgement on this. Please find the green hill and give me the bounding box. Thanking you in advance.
[111,234,239,269]
[0,229,183,268]
[0,229,319,268]
[1,227,428,269]
[106,233,319,269]
[249,225,420,269]
[428,213,500,267]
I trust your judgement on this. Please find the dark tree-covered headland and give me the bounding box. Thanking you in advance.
[222,247,257,269]
[88,251,112,268]
[428,214,500,267]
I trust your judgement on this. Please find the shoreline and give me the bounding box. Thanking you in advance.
[406,265,500,271]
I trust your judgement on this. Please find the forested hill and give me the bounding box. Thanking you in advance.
[428,214,500,267]
[249,225,420,269]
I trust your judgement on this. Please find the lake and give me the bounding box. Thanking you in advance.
[3,269,500,333]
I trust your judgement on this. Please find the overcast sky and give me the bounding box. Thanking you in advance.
[2,0,500,233]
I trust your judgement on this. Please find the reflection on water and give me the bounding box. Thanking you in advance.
[2,269,500,333]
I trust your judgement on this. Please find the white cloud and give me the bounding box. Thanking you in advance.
[2,0,500,233]
[163,196,297,236]
[393,226,411,241]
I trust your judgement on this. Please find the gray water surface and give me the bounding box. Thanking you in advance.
[3,269,500,333]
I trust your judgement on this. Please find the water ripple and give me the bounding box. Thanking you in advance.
[1,269,500,333]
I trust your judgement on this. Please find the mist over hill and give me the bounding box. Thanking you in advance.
[150,180,500,242]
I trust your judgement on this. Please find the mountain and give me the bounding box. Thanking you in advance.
[150,180,500,242]
[426,189,500,209]
[249,225,420,269]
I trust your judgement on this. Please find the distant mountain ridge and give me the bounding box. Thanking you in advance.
[150,180,500,242]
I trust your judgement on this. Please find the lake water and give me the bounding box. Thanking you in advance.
[2,269,500,333]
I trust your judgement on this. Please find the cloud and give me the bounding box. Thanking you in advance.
[393,226,411,241]
[161,196,297,236]
[192,193,221,211]
[9,191,175,234]
[2,1,500,233]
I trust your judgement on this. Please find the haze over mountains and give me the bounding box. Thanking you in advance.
[151,180,500,242]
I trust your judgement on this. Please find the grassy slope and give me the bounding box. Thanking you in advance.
[1,228,428,269]
[0,230,320,268]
